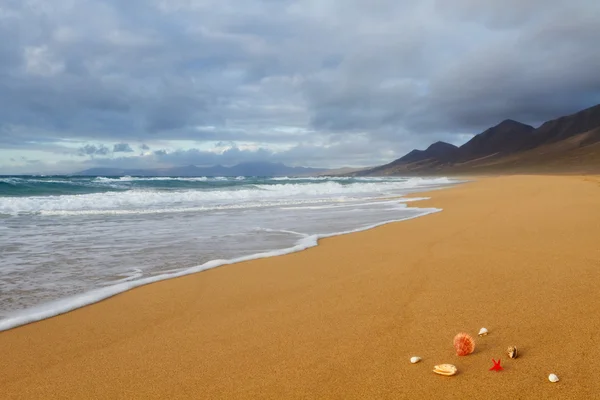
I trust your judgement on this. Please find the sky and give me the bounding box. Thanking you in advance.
[1,0,599,174]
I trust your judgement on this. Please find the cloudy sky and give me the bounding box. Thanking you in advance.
[1,0,599,173]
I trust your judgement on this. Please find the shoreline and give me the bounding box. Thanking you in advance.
[0,185,454,332]
[2,175,600,399]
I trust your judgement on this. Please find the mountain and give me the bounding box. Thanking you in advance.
[318,166,370,176]
[455,119,534,161]
[356,103,600,176]
[530,103,600,146]
[399,141,459,163]
[76,161,329,177]
[362,141,458,176]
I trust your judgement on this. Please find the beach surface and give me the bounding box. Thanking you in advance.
[1,175,600,399]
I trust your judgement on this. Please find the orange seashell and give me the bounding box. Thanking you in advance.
[453,332,475,356]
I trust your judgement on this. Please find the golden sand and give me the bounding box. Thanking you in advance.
[1,175,600,399]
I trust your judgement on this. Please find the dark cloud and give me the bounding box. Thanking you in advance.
[433,0,552,29]
[154,146,273,166]
[1,0,599,173]
[78,144,110,157]
[113,143,134,153]
[303,1,600,136]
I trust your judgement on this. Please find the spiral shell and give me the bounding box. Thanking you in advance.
[453,332,475,356]
[507,346,518,359]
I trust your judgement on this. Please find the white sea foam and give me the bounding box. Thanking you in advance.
[1,178,72,184]
[37,198,357,216]
[279,199,411,210]
[270,176,339,181]
[0,177,453,215]
[0,207,441,332]
[103,268,144,285]
[94,176,210,182]
[252,227,308,236]
[39,197,431,216]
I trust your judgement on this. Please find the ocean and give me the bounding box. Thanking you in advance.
[0,175,458,331]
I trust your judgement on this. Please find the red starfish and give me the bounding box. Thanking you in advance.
[489,358,503,372]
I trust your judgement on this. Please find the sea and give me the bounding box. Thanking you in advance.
[0,175,459,331]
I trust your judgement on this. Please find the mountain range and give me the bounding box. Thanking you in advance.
[77,161,329,177]
[356,103,600,176]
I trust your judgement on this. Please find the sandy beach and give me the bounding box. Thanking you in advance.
[1,174,600,399]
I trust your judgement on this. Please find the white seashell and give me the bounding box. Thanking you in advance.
[410,356,421,364]
[548,374,559,383]
[433,364,458,376]
[478,327,489,336]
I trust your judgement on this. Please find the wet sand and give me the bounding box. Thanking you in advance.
[1,175,600,399]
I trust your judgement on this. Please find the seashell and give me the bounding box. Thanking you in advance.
[453,332,475,356]
[548,373,559,383]
[433,364,458,376]
[478,327,489,336]
[410,356,422,364]
[507,346,518,359]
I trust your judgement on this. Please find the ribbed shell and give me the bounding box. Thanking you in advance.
[507,346,518,359]
[453,332,475,356]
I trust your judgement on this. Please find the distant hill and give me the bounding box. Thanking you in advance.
[455,119,534,161]
[399,141,459,164]
[363,141,458,175]
[77,161,329,177]
[355,103,600,176]
[529,104,600,146]
[317,166,370,176]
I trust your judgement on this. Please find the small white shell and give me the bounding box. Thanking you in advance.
[478,327,489,336]
[548,374,559,383]
[410,356,422,364]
